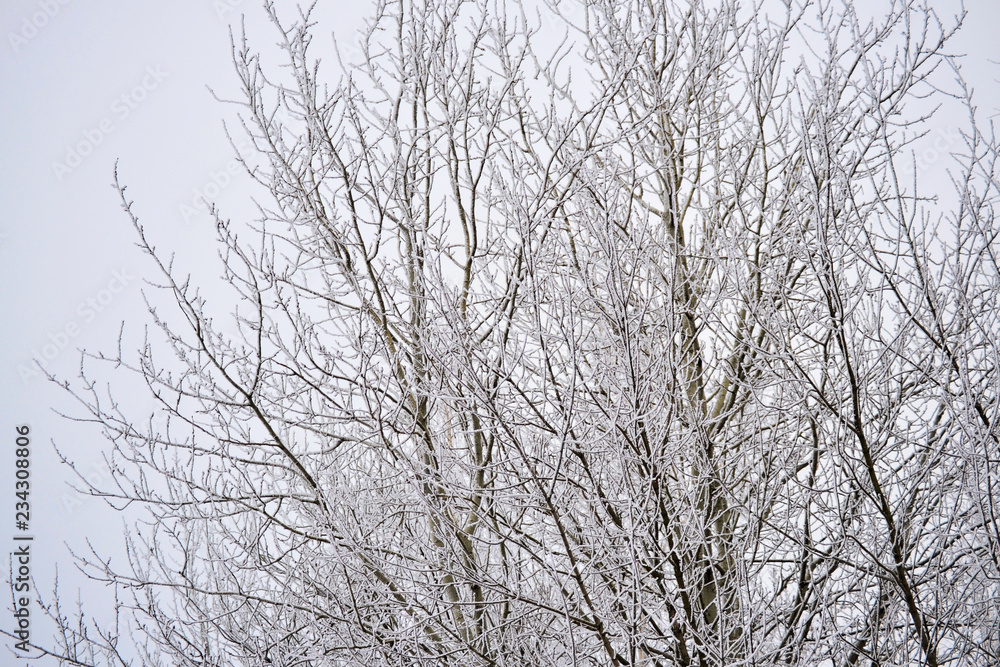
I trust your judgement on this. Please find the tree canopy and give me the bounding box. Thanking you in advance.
[25,1,1000,665]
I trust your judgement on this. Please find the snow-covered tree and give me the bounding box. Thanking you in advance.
[28,0,1000,664]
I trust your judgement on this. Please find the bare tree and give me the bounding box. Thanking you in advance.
[20,0,1000,664]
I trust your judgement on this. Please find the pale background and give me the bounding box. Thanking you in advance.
[0,0,996,663]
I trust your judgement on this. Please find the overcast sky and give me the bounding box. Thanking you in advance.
[1,0,997,663]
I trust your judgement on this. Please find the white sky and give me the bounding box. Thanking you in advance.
[0,0,996,663]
